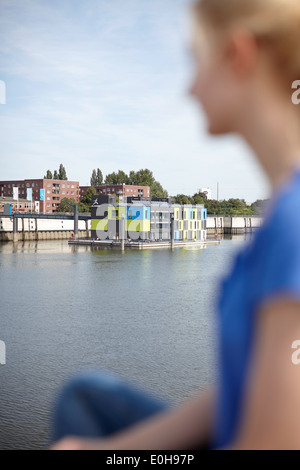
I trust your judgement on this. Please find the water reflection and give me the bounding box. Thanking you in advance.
[0,237,247,449]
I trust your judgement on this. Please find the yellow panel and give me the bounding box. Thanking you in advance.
[126,220,150,232]
[91,219,108,231]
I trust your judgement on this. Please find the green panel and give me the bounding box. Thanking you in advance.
[91,219,108,231]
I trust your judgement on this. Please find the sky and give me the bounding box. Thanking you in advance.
[0,0,269,202]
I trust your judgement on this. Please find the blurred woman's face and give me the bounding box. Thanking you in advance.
[189,23,241,135]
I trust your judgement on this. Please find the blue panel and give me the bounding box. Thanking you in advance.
[202,209,207,221]
[126,206,144,221]
[174,231,180,240]
[144,207,150,220]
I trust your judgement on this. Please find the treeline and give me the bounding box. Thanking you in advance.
[43,165,266,216]
[44,164,67,181]
[90,168,168,200]
[44,166,168,200]
[54,167,168,213]
[174,192,268,216]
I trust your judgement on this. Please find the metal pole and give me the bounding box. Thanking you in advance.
[13,214,18,243]
[121,214,125,252]
[74,205,78,238]
[170,214,174,250]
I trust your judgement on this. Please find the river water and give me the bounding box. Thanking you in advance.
[0,235,248,450]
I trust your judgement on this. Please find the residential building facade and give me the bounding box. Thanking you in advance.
[80,184,150,200]
[0,179,79,213]
[0,197,34,214]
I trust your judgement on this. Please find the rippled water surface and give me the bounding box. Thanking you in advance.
[0,236,247,449]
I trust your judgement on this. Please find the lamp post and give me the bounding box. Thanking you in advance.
[65,202,78,239]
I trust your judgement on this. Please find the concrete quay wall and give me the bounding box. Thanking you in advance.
[0,217,91,242]
[207,216,263,234]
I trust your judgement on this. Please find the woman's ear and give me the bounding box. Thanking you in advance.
[224,29,259,79]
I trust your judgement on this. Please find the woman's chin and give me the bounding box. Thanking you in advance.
[207,120,233,136]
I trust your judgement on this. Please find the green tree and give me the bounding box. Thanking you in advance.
[129,169,155,187]
[97,168,103,185]
[192,191,207,205]
[57,198,77,213]
[105,170,129,185]
[79,187,97,213]
[250,199,268,216]
[44,170,53,179]
[205,199,222,215]
[58,164,68,180]
[90,169,97,186]
[174,194,193,205]
[53,170,59,180]
[150,181,168,199]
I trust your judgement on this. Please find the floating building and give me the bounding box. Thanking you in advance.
[91,195,207,242]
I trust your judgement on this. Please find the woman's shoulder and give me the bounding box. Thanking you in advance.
[257,170,300,242]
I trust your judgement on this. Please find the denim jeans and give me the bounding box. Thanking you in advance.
[52,370,169,442]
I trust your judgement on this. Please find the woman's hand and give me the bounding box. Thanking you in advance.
[51,436,106,450]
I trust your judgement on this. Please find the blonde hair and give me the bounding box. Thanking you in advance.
[193,0,300,84]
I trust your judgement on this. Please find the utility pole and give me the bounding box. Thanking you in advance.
[65,202,78,239]
[217,182,219,202]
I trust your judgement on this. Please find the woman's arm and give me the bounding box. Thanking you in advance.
[51,388,215,450]
[232,297,300,450]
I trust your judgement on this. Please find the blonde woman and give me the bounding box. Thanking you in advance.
[52,0,300,450]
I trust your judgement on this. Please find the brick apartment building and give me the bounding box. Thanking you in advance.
[0,197,33,214]
[79,184,150,200]
[0,179,79,213]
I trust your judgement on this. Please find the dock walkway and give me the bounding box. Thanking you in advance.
[68,239,220,250]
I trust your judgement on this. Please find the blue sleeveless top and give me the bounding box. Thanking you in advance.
[212,169,300,448]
